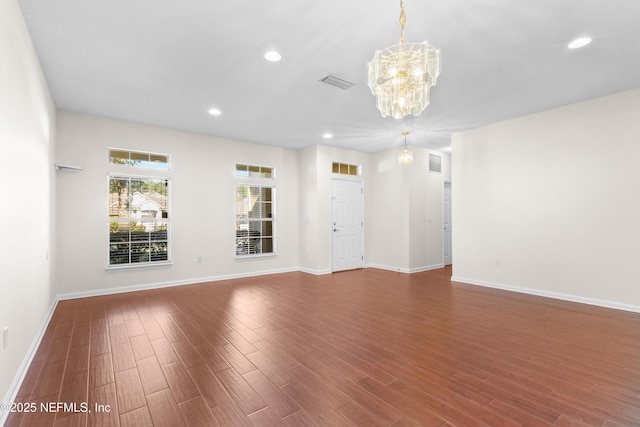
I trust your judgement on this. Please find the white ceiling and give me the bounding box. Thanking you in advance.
[17,0,640,153]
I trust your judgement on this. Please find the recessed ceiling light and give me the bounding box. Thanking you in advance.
[264,51,282,62]
[323,133,333,139]
[208,108,222,116]
[568,37,592,49]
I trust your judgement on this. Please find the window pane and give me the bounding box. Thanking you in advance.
[236,186,248,218]
[349,165,357,175]
[236,224,262,255]
[149,241,168,262]
[130,151,148,165]
[262,220,273,237]
[110,243,130,264]
[332,162,339,173]
[109,222,128,242]
[249,165,260,177]
[261,167,272,179]
[261,187,272,201]
[149,154,169,169]
[109,177,131,218]
[130,224,149,242]
[235,164,249,177]
[109,222,130,243]
[259,203,272,218]
[109,150,130,164]
[130,242,150,263]
[339,163,348,174]
[261,237,273,253]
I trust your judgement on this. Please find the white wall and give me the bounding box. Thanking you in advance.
[409,148,451,271]
[452,88,640,310]
[56,112,300,295]
[298,146,321,272]
[370,148,411,270]
[0,0,57,414]
[369,147,451,272]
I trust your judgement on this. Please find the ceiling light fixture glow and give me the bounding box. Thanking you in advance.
[568,37,592,49]
[208,108,222,116]
[398,131,413,166]
[264,51,282,62]
[367,0,441,119]
[323,133,333,139]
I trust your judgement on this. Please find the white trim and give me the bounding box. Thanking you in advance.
[54,163,83,172]
[58,267,298,301]
[368,263,444,274]
[451,276,640,314]
[0,298,59,427]
[106,261,173,271]
[235,252,278,260]
[408,264,445,273]
[299,267,332,275]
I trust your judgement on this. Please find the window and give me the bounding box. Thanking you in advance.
[236,185,274,256]
[108,175,170,266]
[332,162,359,176]
[235,163,273,179]
[109,148,169,170]
[235,163,275,256]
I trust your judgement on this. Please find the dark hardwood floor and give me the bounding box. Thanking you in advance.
[5,267,640,426]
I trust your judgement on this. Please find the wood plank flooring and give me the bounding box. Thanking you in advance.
[5,267,640,426]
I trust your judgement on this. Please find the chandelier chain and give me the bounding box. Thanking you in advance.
[399,0,406,45]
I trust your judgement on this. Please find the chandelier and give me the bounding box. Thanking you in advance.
[398,131,413,165]
[367,0,441,119]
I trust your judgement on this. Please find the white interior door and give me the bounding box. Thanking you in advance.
[332,179,363,272]
[443,181,452,265]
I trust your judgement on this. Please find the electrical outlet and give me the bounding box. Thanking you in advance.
[495,258,502,267]
[2,327,8,350]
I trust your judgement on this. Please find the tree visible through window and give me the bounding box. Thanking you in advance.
[109,175,169,265]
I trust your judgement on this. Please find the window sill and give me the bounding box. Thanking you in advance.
[235,253,277,260]
[106,261,172,271]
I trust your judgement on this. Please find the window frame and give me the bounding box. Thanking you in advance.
[109,147,170,170]
[107,172,171,269]
[235,163,276,258]
[332,162,361,176]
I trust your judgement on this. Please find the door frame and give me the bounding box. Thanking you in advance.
[443,180,452,265]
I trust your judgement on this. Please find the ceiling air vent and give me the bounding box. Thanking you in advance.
[429,154,442,173]
[320,75,354,90]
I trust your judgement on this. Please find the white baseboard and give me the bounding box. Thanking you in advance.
[57,267,299,301]
[451,276,640,314]
[298,267,332,275]
[369,263,444,274]
[1,298,59,427]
